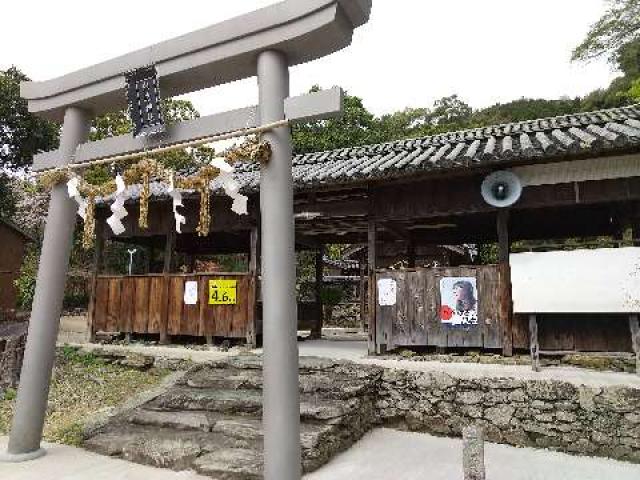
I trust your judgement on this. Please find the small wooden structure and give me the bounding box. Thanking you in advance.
[90,273,257,344]
[0,219,33,322]
[510,248,640,369]
[90,105,640,354]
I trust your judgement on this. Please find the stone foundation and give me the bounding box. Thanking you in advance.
[376,368,640,463]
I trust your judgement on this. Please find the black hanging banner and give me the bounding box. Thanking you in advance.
[125,66,165,138]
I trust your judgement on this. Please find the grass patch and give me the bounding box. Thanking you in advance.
[0,348,168,446]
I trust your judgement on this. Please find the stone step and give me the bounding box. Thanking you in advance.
[127,409,218,432]
[149,387,263,415]
[210,416,336,452]
[193,448,263,480]
[182,367,262,391]
[184,362,377,400]
[83,358,382,479]
[84,425,256,471]
[85,416,342,478]
[149,385,368,422]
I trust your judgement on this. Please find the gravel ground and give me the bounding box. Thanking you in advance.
[0,348,168,446]
[305,428,640,480]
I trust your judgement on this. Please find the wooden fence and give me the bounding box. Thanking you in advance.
[375,266,505,352]
[89,273,256,343]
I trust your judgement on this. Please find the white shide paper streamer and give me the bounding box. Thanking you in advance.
[210,157,249,216]
[106,175,128,236]
[67,176,88,220]
[168,175,187,234]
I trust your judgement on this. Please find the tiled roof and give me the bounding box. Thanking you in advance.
[323,256,360,271]
[104,104,640,203]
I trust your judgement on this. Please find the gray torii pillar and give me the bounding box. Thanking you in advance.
[258,50,301,480]
[2,107,91,461]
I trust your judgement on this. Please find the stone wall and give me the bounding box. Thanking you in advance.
[376,368,640,463]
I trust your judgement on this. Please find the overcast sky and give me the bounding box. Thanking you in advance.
[0,0,619,117]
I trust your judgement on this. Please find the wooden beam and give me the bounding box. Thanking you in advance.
[160,216,176,345]
[163,226,176,274]
[407,240,416,269]
[497,210,513,357]
[87,219,105,343]
[630,314,640,375]
[372,175,640,224]
[247,226,259,347]
[368,219,378,355]
[359,252,367,332]
[529,314,540,372]
[311,246,325,340]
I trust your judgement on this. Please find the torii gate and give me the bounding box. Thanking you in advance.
[1,2,372,479]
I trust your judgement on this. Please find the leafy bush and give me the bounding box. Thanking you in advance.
[320,286,344,306]
[2,388,17,401]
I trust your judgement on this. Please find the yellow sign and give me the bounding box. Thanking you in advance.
[209,279,237,305]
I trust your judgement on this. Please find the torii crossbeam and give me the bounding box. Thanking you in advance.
[1,2,372,480]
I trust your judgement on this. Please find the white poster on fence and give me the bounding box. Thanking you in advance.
[439,277,479,326]
[377,278,397,306]
[184,281,199,305]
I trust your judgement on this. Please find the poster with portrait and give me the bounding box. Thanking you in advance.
[439,277,479,327]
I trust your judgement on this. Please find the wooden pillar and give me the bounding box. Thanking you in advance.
[160,213,176,345]
[247,226,259,347]
[529,314,540,372]
[188,255,197,273]
[407,239,416,269]
[632,217,640,247]
[497,210,513,356]
[163,225,176,273]
[630,314,640,375]
[147,246,154,274]
[87,218,105,343]
[368,219,377,355]
[359,252,367,333]
[310,246,324,339]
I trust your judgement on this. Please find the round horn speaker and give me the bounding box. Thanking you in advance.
[481,171,522,208]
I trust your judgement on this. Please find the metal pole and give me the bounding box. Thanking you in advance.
[128,249,137,275]
[3,107,91,462]
[257,49,301,480]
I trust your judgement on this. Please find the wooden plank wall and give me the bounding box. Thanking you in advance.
[93,274,253,339]
[376,265,503,351]
[538,314,632,352]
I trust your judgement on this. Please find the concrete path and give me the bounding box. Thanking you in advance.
[0,438,207,480]
[360,357,640,388]
[306,428,640,480]
[4,430,640,480]
[68,338,640,389]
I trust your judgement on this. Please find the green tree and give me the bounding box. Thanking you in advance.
[0,174,17,219]
[472,98,583,126]
[292,86,381,154]
[0,67,59,171]
[429,94,473,130]
[572,2,640,109]
[85,98,204,185]
[572,0,640,64]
